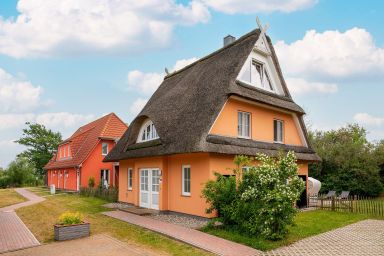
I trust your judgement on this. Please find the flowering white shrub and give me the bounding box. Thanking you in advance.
[203,151,305,240]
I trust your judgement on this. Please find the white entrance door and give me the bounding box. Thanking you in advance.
[139,169,160,210]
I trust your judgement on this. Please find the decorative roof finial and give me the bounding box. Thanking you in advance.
[256,17,269,37]
[165,68,170,75]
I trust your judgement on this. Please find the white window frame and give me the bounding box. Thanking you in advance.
[274,119,284,143]
[182,165,191,196]
[102,142,108,155]
[127,168,133,191]
[242,166,250,172]
[237,111,251,139]
[237,53,282,94]
[137,120,159,143]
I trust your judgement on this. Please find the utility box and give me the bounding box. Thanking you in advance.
[50,184,56,195]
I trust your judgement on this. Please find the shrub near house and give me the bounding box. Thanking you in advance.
[203,151,305,240]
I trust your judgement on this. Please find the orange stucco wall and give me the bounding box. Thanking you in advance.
[47,168,77,190]
[81,140,118,188]
[118,152,309,218]
[210,98,303,146]
[46,140,119,191]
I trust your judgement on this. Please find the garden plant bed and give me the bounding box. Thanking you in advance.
[54,222,90,241]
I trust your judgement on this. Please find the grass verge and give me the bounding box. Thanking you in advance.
[201,210,373,251]
[16,193,210,256]
[0,188,26,208]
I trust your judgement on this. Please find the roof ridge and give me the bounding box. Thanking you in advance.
[164,28,260,80]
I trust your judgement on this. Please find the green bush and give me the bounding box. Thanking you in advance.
[88,177,95,188]
[309,124,383,196]
[203,173,238,225]
[202,151,305,240]
[58,212,83,225]
[0,157,37,188]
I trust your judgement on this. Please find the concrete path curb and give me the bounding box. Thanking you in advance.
[103,210,261,256]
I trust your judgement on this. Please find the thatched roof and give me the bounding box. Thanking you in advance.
[104,29,320,162]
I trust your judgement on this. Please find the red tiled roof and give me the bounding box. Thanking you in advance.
[44,113,128,170]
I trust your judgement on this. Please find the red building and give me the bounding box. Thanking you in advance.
[44,113,128,191]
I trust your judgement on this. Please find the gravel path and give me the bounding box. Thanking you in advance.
[148,213,209,229]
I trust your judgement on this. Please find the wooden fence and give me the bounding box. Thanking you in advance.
[309,194,384,217]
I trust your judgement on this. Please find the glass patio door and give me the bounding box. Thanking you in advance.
[139,168,160,210]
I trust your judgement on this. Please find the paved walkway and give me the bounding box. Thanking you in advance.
[0,188,45,212]
[0,188,45,253]
[2,234,159,256]
[263,219,384,256]
[103,210,261,256]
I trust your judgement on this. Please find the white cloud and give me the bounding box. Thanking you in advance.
[0,0,210,58]
[275,28,384,80]
[172,57,199,71]
[130,98,148,116]
[0,139,24,168]
[127,57,198,95]
[285,77,338,96]
[0,112,95,131]
[0,68,43,112]
[127,71,164,96]
[35,112,95,129]
[202,0,317,14]
[354,113,384,127]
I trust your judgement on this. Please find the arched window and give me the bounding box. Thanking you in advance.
[137,120,159,142]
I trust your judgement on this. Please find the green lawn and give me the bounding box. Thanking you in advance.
[16,193,210,256]
[202,210,374,251]
[0,188,26,208]
[26,186,67,196]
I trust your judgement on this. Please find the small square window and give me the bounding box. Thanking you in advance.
[274,119,284,143]
[102,142,108,155]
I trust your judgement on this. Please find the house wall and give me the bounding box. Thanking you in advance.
[81,140,117,188]
[47,168,77,191]
[210,98,304,146]
[118,152,309,218]
[57,143,71,160]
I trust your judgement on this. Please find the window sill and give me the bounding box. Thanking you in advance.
[274,141,284,144]
[181,193,191,197]
[127,188,132,191]
[237,136,251,140]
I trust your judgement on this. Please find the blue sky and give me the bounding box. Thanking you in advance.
[0,0,383,167]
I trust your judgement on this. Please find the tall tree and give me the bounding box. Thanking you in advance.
[6,157,36,187]
[16,122,62,177]
[309,124,383,197]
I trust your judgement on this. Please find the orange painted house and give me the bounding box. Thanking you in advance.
[104,28,320,218]
[44,113,128,191]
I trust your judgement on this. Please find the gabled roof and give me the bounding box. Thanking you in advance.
[105,29,320,162]
[44,113,128,170]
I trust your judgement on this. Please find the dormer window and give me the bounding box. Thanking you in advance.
[137,120,159,143]
[245,60,274,91]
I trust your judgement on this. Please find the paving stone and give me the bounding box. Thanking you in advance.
[0,188,44,253]
[263,219,384,256]
[2,234,159,256]
[103,210,262,256]
[0,211,40,253]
